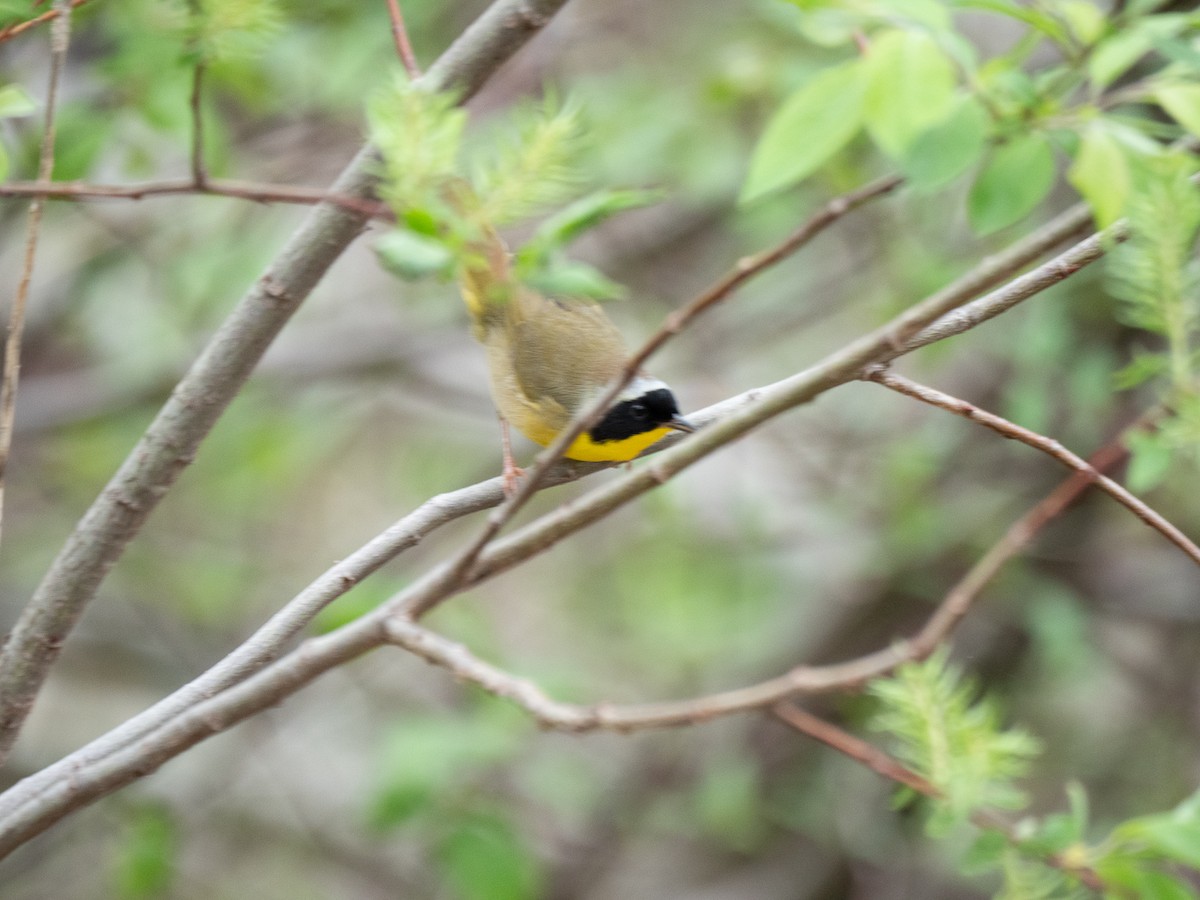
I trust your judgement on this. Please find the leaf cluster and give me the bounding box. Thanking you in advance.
[184,0,283,63]
[868,651,1200,897]
[744,0,1200,234]
[869,648,1041,831]
[367,75,654,301]
[743,0,1200,490]
[1107,154,1200,489]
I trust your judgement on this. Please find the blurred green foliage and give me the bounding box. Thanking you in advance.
[111,805,178,900]
[1,0,1199,898]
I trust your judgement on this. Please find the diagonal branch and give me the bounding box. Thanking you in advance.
[868,371,1200,567]
[0,0,578,765]
[916,411,1155,645]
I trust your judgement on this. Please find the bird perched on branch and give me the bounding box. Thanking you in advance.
[365,81,693,491]
[458,220,695,492]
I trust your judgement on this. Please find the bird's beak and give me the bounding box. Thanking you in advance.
[666,414,696,433]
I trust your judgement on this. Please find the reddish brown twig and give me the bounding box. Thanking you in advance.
[0,177,393,219]
[386,0,421,78]
[0,0,89,44]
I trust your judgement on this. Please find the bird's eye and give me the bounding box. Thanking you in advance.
[629,402,648,419]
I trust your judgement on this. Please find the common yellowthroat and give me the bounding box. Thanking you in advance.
[457,224,694,480]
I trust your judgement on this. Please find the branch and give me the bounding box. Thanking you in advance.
[0,0,89,44]
[0,0,577,765]
[915,412,1154,647]
[868,371,1200,567]
[386,0,421,78]
[771,703,1107,893]
[0,2,73,544]
[0,178,393,219]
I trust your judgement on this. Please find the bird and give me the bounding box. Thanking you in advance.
[457,221,695,492]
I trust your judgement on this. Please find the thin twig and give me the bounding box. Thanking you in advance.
[771,703,1107,893]
[0,178,393,219]
[190,61,208,187]
[0,0,89,44]
[386,0,421,78]
[383,618,918,731]
[868,371,1200,567]
[916,411,1155,647]
[0,2,73,548]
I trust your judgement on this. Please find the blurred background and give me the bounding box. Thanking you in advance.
[1,0,1198,897]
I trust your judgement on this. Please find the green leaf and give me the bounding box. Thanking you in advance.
[1096,859,1200,900]
[1056,0,1106,45]
[0,84,36,118]
[960,829,1009,875]
[1067,123,1131,228]
[1066,781,1090,840]
[1114,349,1169,388]
[0,142,7,183]
[869,648,1041,828]
[1113,788,1200,869]
[187,0,283,62]
[520,188,664,264]
[1088,15,1189,88]
[865,30,959,158]
[1125,430,1173,492]
[902,95,988,191]
[967,133,1056,235]
[1155,83,1200,139]
[437,813,543,900]
[523,259,627,301]
[741,59,868,202]
[375,229,455,281]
